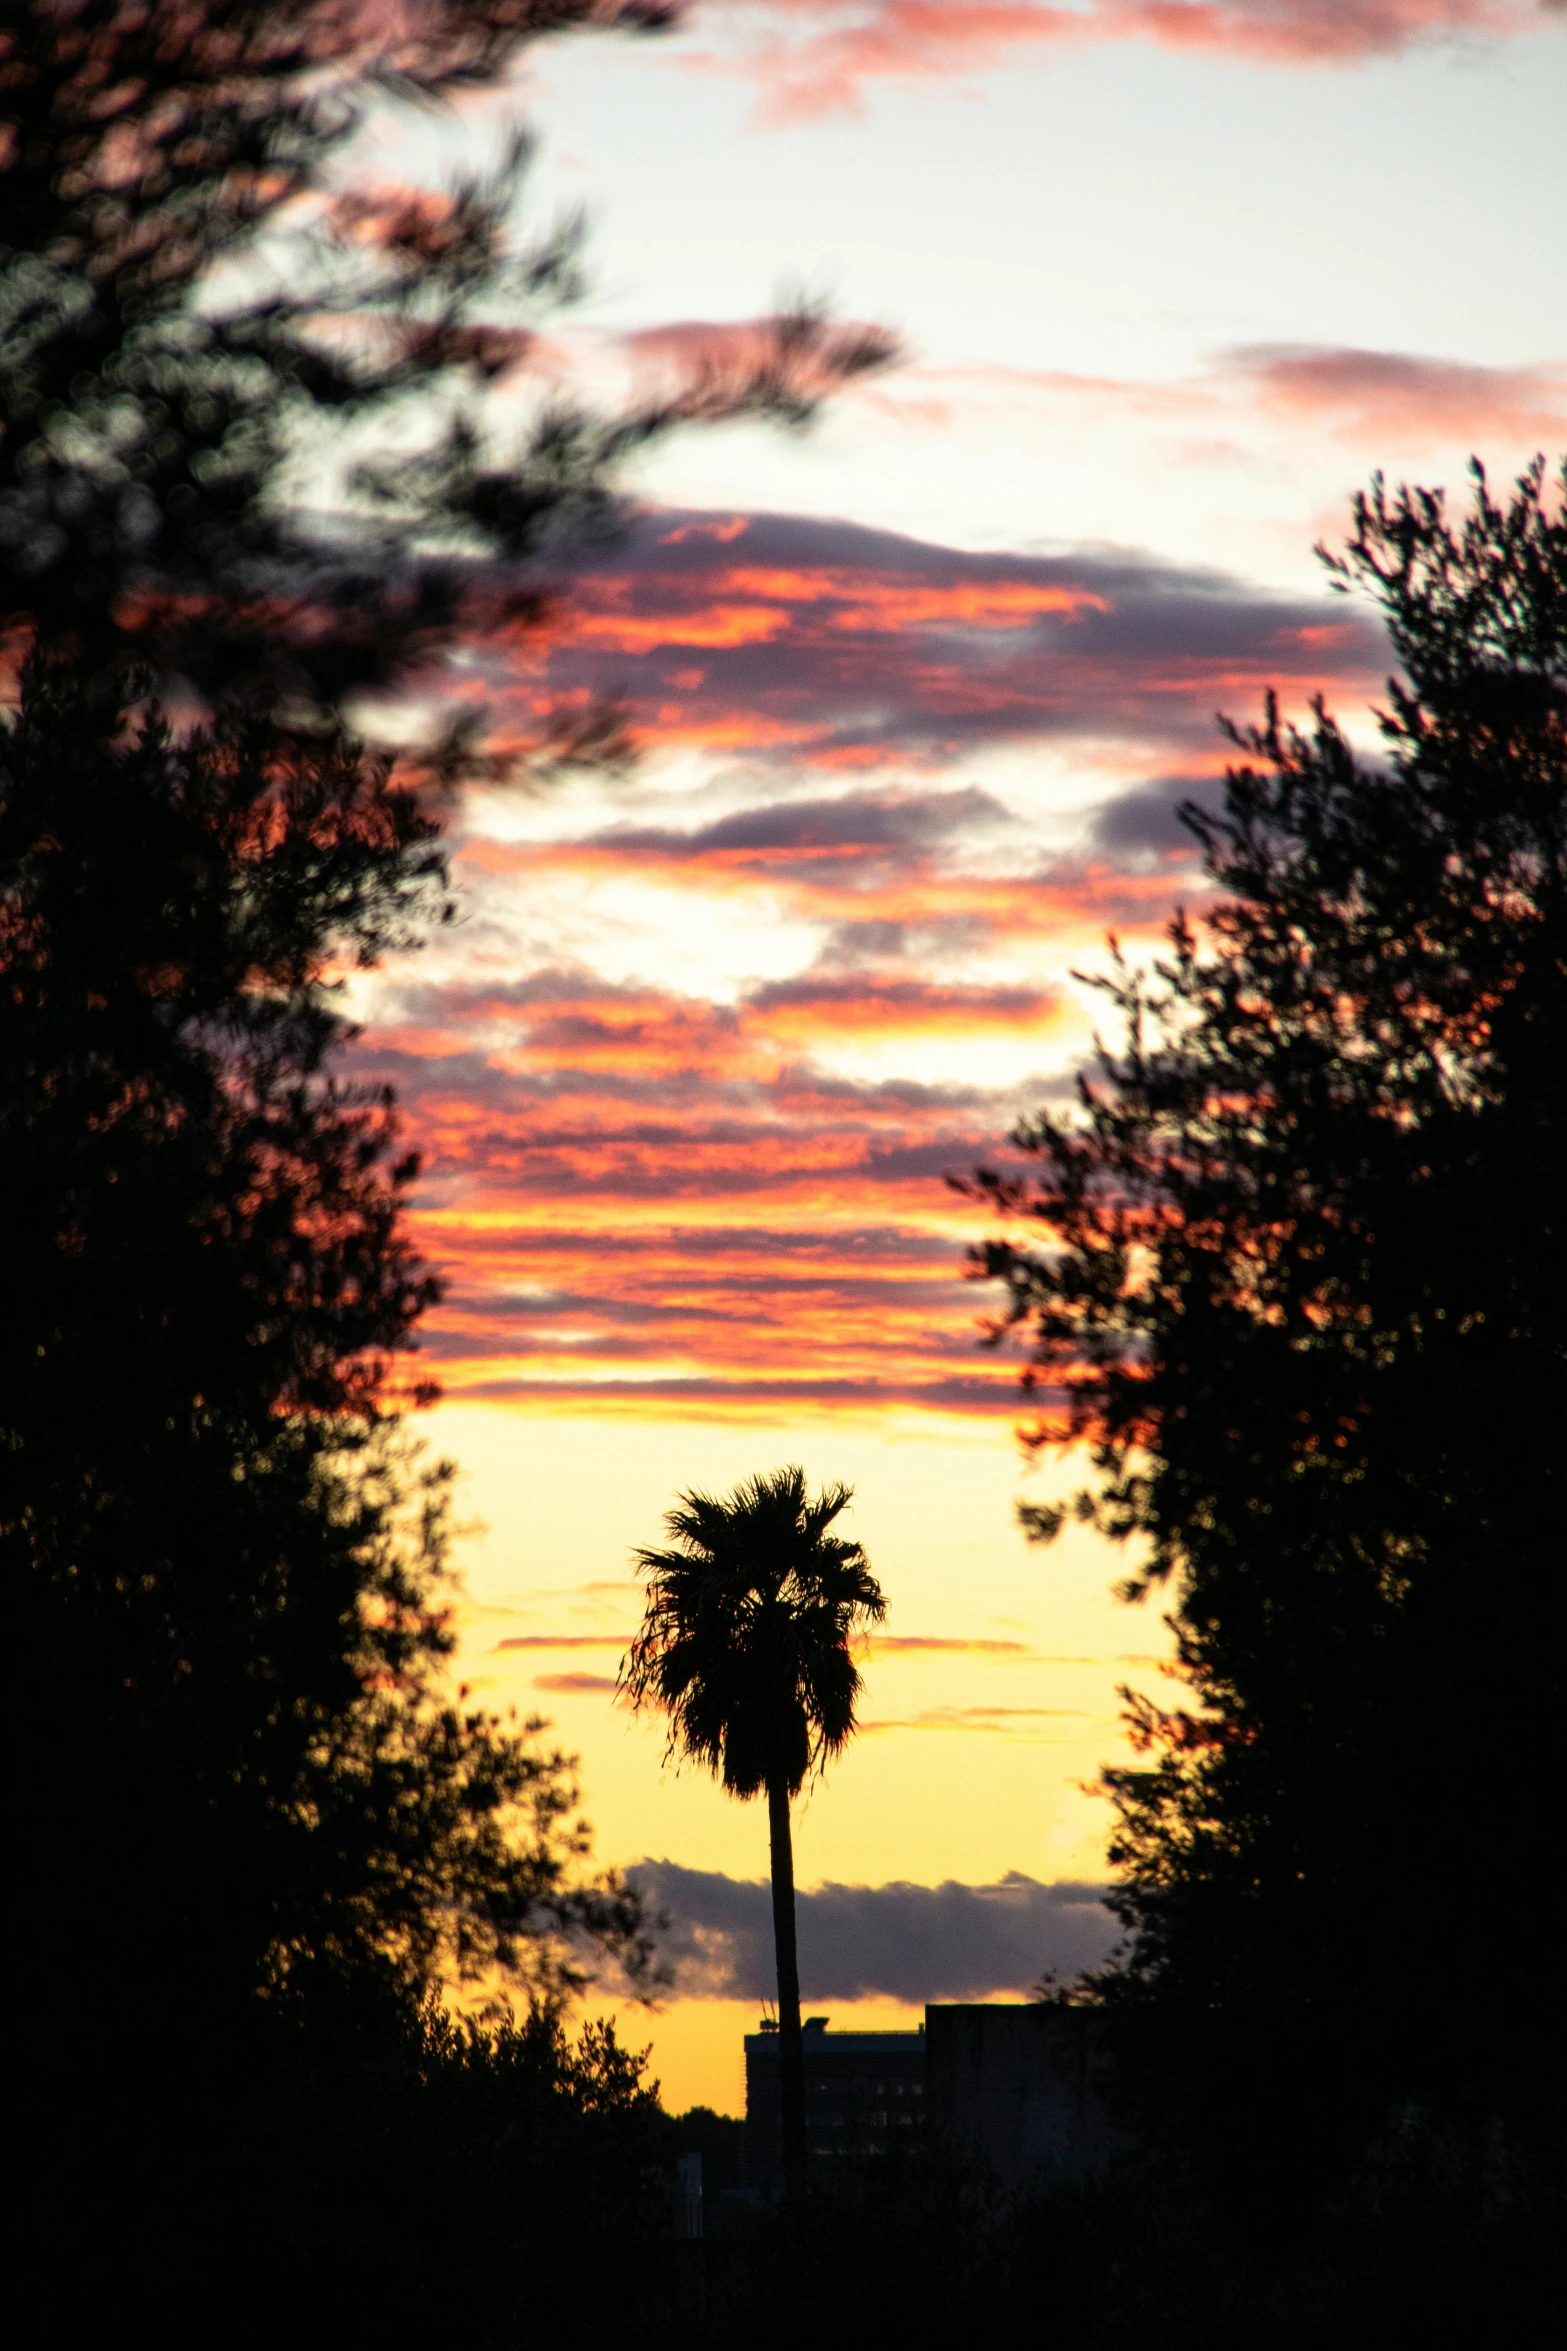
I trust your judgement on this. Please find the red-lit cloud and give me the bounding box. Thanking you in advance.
[351,501,1401,1422]
[478,506,1385,774]
[865,1633,1034,1653]
[861,1702,1089,1735]
[899,343,1567,443]
[496,1634,634,1649]
[836,345,1566,561]
[1229,344,1567,446]
[692,0,1549,118]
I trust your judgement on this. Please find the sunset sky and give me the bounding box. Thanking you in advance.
[341,0,1567,2111]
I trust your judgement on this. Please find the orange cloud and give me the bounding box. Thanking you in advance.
[496,1634,634,1649]
[861,1703,1090,1737]
[461,835,1205,947]
[822,580,1107,631]
[353,504,1397,1425]
[472,509,1386,776]
[564,601,792,653]
[865,1634,1035,1654]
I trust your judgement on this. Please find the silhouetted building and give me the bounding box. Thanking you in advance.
[924,2004,1115,2188]
[673,2151,703,2240]
[741,2005,1116,2194]
[743,2016,925,2189]
[670,2106,745,2196]
[668,2106,755,2240]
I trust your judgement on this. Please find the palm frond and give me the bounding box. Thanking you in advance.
[619,1465,886,1799]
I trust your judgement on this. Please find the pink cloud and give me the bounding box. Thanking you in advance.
[865,345,1567,468]
[349,493,1424,1425]
[693,0,1548,119]
[342,505,1399,1421]
[1228,345,1567,446]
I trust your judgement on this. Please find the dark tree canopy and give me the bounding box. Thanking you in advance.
[1,5,904,2326]
[3,652,658,2048]
[0,21,903,2315]
[3,0,893,2025]
[3,0,729,2048]
[969,460,1567,2180]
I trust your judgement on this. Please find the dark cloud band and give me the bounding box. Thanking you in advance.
[627,1861,1120,2002]
[502,507,1385,772]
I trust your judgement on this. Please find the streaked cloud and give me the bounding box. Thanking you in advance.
[503,1628,1043,1656]
[865,1633,1034,1655]
[1228,343,1567,444]
[533,1670,622,1693]
[495,1632,634,1649]
[486,508,1384,773]
[346,500,1400,1419]
[828,344,1565,583]
[586,784,1019,857]
[628,1860,1119,2000]
[690,0,1550,120]
[862,1702,1088,1738]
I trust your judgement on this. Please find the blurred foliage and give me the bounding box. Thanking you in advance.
[1,0,894,735]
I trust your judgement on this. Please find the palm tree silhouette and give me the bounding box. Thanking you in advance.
[621,1465,885,2193]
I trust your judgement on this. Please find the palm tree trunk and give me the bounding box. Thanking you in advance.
[766,1772,807,2194]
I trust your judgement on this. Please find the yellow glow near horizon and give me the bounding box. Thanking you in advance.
[345,0,1565,2130]
[436,1398,1170,2112]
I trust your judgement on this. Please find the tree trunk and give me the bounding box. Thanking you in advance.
[766,1773,807,2195]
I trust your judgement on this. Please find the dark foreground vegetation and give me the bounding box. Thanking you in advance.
[690,2124,1557,2351]
[4,1,1561,2337]
[966,454,1567,2217]
[2,4,881,2334]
